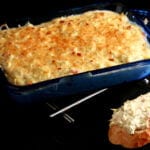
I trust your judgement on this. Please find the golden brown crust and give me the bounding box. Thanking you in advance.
[108,125,150,148]
[0,10,150,86]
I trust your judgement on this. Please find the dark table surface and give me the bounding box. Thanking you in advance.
[1,77,150,150]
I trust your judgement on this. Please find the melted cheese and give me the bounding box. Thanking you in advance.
[109,92,150,134]
[0,10,150,85]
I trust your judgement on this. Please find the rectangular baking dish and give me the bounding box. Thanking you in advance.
[1,1,150,104]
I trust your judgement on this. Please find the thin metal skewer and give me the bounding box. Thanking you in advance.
[46,102,75,123]
[50,88,108,118]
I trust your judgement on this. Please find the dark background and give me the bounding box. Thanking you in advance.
[0,0,150,27]
[1,1,150,150]
[0,0,150,18]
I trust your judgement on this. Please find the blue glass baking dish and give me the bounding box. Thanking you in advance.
[1,1,150,104]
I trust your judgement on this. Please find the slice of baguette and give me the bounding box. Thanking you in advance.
[108,92,150,148]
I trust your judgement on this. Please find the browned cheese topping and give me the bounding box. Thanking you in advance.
[0,10,150,85]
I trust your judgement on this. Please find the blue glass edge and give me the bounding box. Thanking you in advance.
[7,59,150,91]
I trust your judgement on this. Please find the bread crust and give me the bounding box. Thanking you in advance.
[108,125,150,148]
